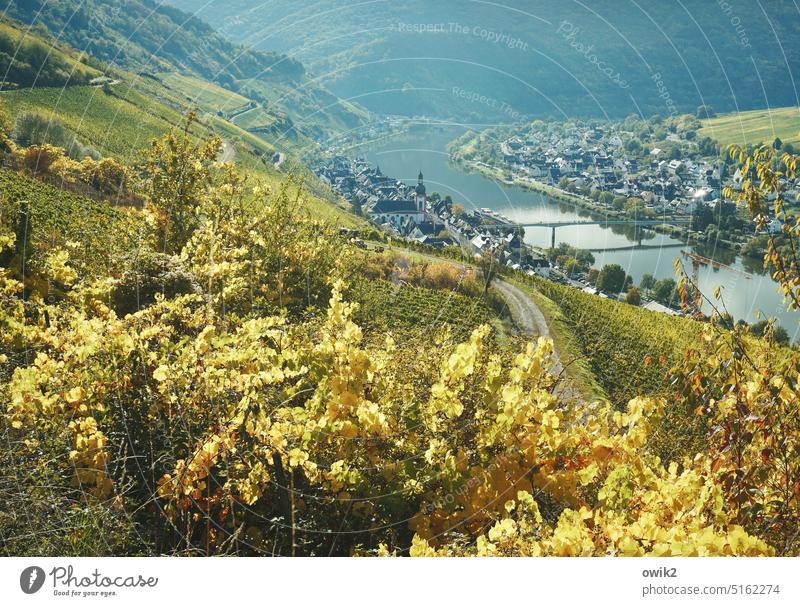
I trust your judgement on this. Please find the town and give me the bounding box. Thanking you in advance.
[314,121,796,323]
[314,154,703,319]
[454,116,797,249]
[315,155,551,274]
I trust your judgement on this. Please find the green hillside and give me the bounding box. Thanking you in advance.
[1,85,192,161]
[0,20,100,89]
[699,106,800,148]
[1,0,370,139]
[0,16,359,224]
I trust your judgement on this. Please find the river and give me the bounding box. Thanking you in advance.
[347,124,800,340]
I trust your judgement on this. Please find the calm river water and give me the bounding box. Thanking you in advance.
[348,124,800,339]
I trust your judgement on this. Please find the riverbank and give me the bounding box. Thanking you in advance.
[351,123,798,334]
[449,155,748,253]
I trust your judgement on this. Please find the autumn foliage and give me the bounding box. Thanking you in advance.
[0,122,798,556]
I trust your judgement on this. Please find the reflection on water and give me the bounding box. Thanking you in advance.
[351,125,800,340]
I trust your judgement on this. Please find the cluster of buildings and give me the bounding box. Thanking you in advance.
[498,124,725,216]
[315,156,550,274]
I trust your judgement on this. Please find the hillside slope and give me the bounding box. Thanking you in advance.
[170,0,800,121]
[699,106,800,148]
[0,18,362,225]
[2,0,370,139]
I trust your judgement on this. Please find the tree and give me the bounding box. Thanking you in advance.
[691,203,714,231]
[653,278,678,307]
[640,273,656,293]
[599,191,614,206]
[696,104,715,118]
[13,111,65,147]
[558,176,574,191]
[698,136,718,157]
[624,197,646,217]
[612,196,626,211]
[478,248,500,294]
[595,264,627,293]
[625,287,642,305]
[750,319,790,345]
[625,138,641,153]
[773,137,783,150]
[563,257,580,277]
[575,248,595,269]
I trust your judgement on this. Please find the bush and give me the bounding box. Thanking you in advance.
[80,158,128,194]
[625,287,642,306]
[653,278,679,307]
[13,112,68,148]
[112,250,200,316]
[13,112,99,160]
[17,144,65,176]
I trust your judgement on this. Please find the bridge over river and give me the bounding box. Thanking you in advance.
[481,218,692,248]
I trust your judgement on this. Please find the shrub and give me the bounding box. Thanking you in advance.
[17,144,65,176]
[111,250,200,316]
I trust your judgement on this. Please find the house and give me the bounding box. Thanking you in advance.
[766,218,783,235]
[691,187,714,202]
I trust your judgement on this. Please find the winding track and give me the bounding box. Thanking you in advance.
[387,246,569,384]
[492,277,566,380]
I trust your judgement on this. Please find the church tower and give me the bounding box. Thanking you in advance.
[414,171,427,212]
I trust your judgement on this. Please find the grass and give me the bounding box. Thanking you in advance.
[699,106,800,147]
[510,278,607,402]
[1,84,192,162]
[157,72,250,114]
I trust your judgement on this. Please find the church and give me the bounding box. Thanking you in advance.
[369,171,428,227]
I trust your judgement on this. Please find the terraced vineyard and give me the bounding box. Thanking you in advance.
[157,72,252,114]
[519,274,702,402]
[0,168,138,274]
[351,278,500,340]
[1,85,191,161]
[1,78,357,225]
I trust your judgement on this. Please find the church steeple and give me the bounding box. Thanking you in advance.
[414,170,426,212]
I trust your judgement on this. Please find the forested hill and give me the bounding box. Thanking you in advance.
[2,0,302,81]
[169,0,800,121]
[2,0,370,133]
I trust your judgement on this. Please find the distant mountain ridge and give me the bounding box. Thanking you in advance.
[168,0,800,122]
